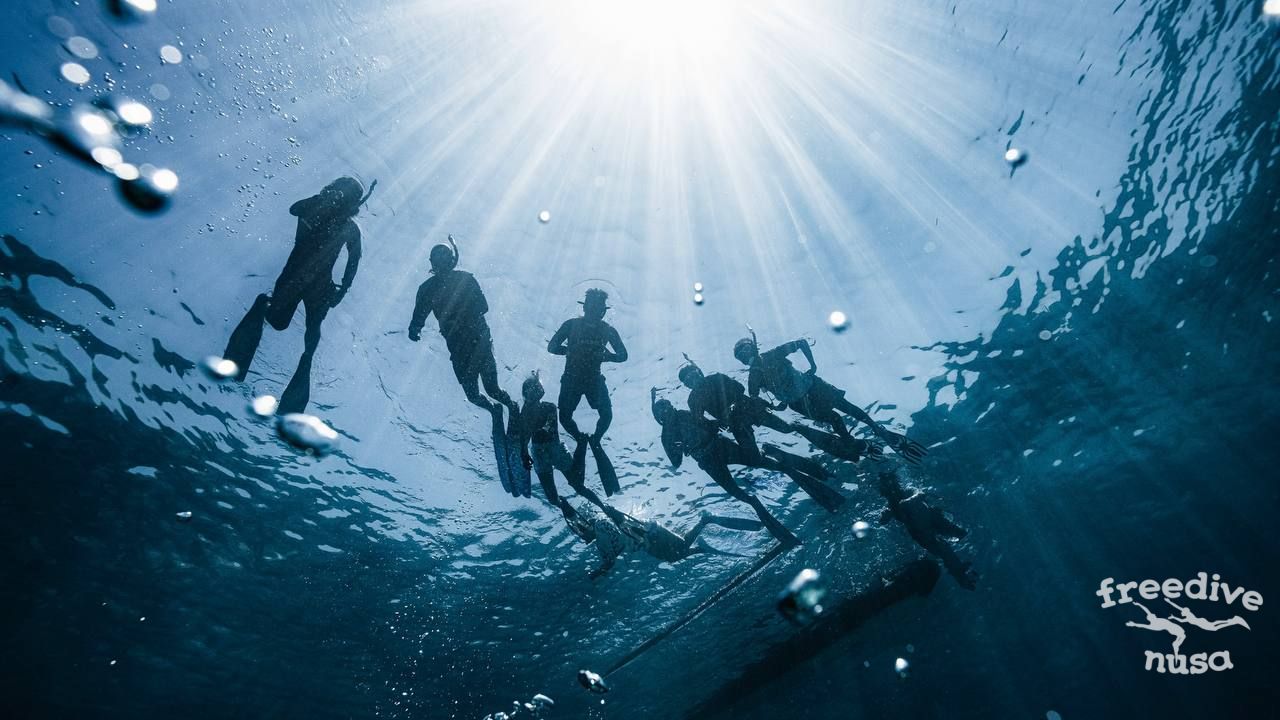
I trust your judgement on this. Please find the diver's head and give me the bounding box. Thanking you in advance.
[733,337,759,365]
[522,372,544,403]
[678,363,704,389]
[877,471,906,499]
[323,176,364,214]
[651,398,675,424]
[581,288,609,320]
[429,243,458,273]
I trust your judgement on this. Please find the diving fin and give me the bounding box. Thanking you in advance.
[591,438,621,496]
[490,406,517,496]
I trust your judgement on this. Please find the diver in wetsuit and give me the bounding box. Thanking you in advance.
[877,471,976,590]
[652,388,843,546]
[733,335,927,466]
[560,499,766,579]
[548,288,628,495]
[512,372,607,510]
[679,359,881,467]
[223,177,368,413]
[408,237,518,416]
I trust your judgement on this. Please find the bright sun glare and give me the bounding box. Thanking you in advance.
[555,0,747,79]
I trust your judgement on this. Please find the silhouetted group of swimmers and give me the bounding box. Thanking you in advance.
[219,177,976,586]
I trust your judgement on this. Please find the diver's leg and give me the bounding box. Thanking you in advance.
[701,459,798,547]
[477,336,516,411]
[536,469,560,504]
[729,419,765,465]
[223,293,270,380]
[585,375,613,439]
[453,340,495,412]
[278,294,328,414]
[933,510,967,539]
[558,382,586,439]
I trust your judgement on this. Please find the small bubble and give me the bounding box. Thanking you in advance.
[1046,711,1063,720]
[693,282,703,292]
[852,520,870,539]
[1038,330,1052,341]
[175,510,193,522]
[149,83,170,101]
[249,395,279,417]
[777,569,825,625]
[1197,254,1218,268]
[60,62,91,85]
[828,310,848,332]
[693,292,704,305]
[119,164,178,213]
[160,45,184,65]
[109,0,158,21]
[46,16,75,39]
[200,356,238,380]
[1004,147,1028,167]
[577,669,608,694]
[895,657,910,676]
[65,36,99,60]
[538,210,551,223]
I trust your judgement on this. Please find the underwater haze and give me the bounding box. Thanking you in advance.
[2,0,1278,718]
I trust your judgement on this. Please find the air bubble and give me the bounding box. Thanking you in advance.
[777,568,826,625]
[828,310,848,332]
[200,355,238,380]
[276,413,340,454]
[693,292,704,305]
[1038,330,1052,341]
[895,657,910,676]
[60,62,91,85]
[249,395,279,417]
[65,36,99,60]
[538,209,551,223]
[1004,147,1028,167]
[852,520,870,539]
[175,510,193,522]
[160,45,184,65]
[693,282,703,292]
[577,669,608,694]
[108,0,158,21]
[119,164,178,213]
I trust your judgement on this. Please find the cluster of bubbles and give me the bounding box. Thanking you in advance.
[481,693,554,720]
[577,669,609,694]
[1,78,177,213]
[199,356,338,454]
[692,282,704,305]
[1,4,181,214]
[776,568,826,625]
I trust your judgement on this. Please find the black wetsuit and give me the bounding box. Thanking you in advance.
[550,317,626,439]
[880,482,975,589]
[409,269,512,409]
[688,372,791,463]
[222,194,360,413]
[265,196,361,330]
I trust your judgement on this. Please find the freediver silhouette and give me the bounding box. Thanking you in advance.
[1125,601,1187,655]
[548,288,628,496]
[1165,599,1251,632]
[733,331,927,466]
[223,177,372,413]
[407,235,518,416]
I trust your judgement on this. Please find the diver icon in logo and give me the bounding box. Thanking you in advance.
[1165,599,1251,632]
[1124,602,1187,655]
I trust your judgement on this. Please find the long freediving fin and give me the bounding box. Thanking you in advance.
[591,438,621,496]
[490,407,517,496]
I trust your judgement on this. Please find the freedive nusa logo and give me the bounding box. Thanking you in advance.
[1097,573,1262,674]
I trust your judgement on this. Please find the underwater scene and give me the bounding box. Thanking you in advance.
[2,0,1278,718]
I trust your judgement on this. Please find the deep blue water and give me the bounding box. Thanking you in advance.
[2,1,1278,718]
